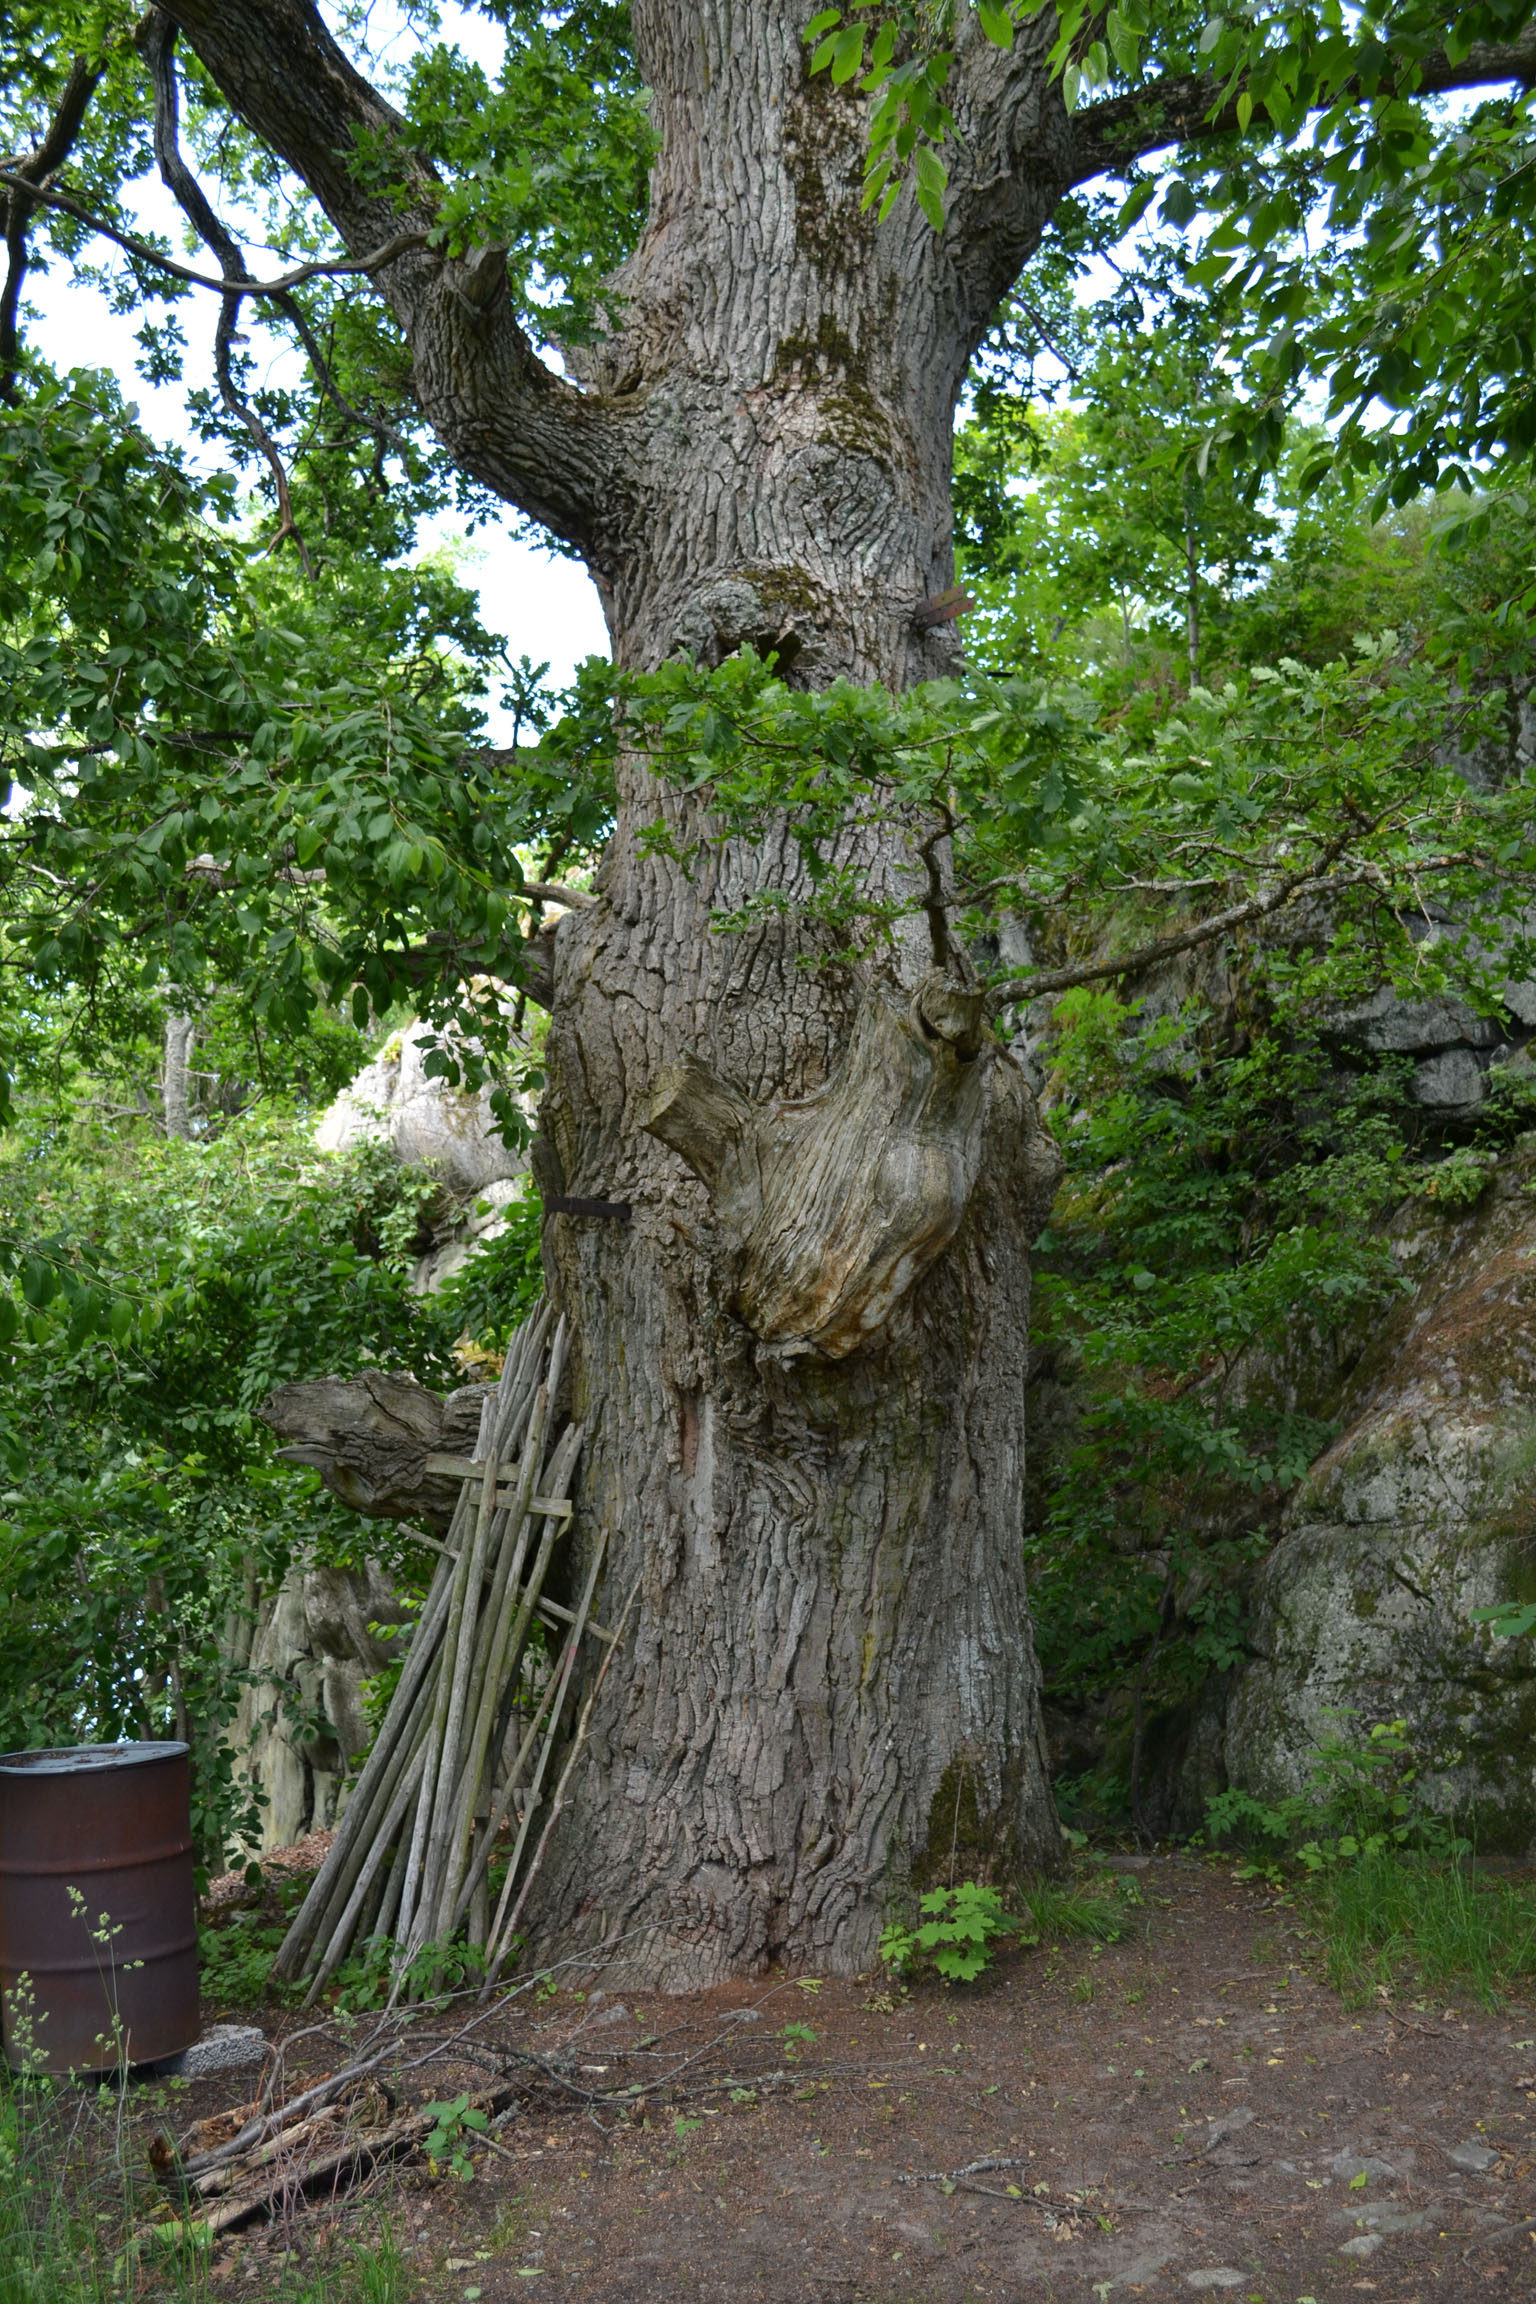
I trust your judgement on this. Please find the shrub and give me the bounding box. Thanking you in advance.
[1206,1714,1536,2008]
[880,1882,1031,1982]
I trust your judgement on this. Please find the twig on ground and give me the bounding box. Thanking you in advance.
[897,2156,1076,2214]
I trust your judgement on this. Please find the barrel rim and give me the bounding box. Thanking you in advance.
[0,1741,190,1777]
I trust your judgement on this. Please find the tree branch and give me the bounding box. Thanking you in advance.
[0,171,429,297]
[150,0,623,553]
[1067,22,1536,185]
[144,15,311,569]
[516,882,600,912]
[986,851,1377,1012]
[0,55,104,404]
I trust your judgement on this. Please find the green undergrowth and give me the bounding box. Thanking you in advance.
[1022,1872,1141,1946]
[1305,1852,1536,2011]
[199,1889,496,2016]
[198,1902,294,2011]
[879,1867,1141,1985]
[1207,1715,1536,2010]
[0,2070,406,2304]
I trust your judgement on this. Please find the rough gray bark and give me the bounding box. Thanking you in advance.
[506,5,1065,1980]
[166,0,1080,1983]
[162,1010,196,1140]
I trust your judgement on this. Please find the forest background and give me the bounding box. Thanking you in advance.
[2,0,1534,1877]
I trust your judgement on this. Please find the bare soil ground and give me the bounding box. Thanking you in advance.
[181,1851,1536,2302]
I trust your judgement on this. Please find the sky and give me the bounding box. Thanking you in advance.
[23,3,611,738]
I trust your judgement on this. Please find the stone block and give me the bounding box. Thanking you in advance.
[1326,989,1499,1053]
[152,2023,267,2080]
[1412,1047,1486,1106]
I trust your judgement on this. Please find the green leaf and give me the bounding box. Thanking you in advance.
[1105,9,1139,77]
[830,25,866,83]
[913,143,948,229]
[1471,1602,1536,1641]
[1115,177,1156,234]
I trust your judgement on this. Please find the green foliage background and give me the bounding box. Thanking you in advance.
[0,1088,545,1867]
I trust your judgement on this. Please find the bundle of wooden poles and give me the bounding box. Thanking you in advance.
[270,1302,614,2002]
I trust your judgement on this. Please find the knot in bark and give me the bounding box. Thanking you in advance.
[914,970,984,1059]
[642,971,989,1358]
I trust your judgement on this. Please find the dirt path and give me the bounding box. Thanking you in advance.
[204,1853,1536,2300]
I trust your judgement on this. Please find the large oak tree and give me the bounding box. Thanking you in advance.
[5,0,1533,1983]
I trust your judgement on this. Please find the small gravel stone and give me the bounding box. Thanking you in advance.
[1329,2151,1399,2181]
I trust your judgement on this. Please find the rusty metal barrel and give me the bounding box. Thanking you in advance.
[0,1741,199,2073]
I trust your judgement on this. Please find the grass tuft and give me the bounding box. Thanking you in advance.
[1304,1851,1536,2010]
[1021,1876,1135,1943]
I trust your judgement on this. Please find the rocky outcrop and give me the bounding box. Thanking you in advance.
[1219,1155,1536,1844]
[1005,860,1536,1835]
[316,1018,533,1291]
[231,1561,416,1853]
[1319,974,1536,1119]
[316,1024,523,1199]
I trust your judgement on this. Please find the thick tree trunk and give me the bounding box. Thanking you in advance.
[168,0,1076,1985]
[516,6,1069,1985]
[534,910,1061,1982]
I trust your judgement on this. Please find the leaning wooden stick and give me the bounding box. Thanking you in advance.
[481,1561,633,1989]
[269,1301,615,1999]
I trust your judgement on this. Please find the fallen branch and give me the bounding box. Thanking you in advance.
[896,2156,1087,2215]
[154,1964,878,2245]
[179,2048,397,2179]
[194,2079,518,2238]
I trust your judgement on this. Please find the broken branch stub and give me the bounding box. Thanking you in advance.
[260,1369,493,1529]
[644,971,989,1359]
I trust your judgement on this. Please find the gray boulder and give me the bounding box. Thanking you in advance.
[316,1023,523,1199]
[1324,989,1500,1054]
[1412,1047,1488,1108]
[1222,1158,1536,1846]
